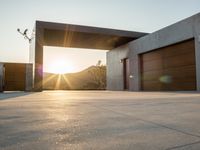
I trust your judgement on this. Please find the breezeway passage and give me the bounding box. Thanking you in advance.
[0,91,200,150]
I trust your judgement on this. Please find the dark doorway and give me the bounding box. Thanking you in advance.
[123,58,130,90]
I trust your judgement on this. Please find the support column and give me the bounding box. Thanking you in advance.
[25,64,33,91]
[195,36,200,91]
[194,17,200,91]
[34,48,43,91]
[130,54,141,91]
[33,22,44,92]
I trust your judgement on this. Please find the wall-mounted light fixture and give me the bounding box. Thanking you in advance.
[120,59,124,63]
[129,75,134,79]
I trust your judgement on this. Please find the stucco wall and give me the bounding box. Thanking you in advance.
[106,44,129,90]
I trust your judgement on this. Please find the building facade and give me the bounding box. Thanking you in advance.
[107,13,200,91]
[1,13,200,92]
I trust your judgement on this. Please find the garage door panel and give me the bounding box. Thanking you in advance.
[164,81,196,91]
[142,70,163,81]
[163,65,196,79]
[4,63,26,91]
[165,76,196,84]
[141,39,196,91]
[163,52,195,68]
[142,81,162,91]
[163,40,195,58]
[142,59,163,72]
[172,78,196,83]
[142,51,162,62]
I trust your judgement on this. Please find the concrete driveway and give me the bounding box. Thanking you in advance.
[0,91,200,150]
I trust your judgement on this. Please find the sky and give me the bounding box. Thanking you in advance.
[0,0,200,73]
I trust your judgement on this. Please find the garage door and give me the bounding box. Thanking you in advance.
[141,39,196,91]
[4,63,26,91]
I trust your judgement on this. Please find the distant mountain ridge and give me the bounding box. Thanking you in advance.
[43,65,106,90]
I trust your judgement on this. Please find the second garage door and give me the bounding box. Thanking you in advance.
[4,63,26,91]
[141,39,196,91]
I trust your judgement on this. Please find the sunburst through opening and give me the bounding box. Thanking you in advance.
[47,59,75,74]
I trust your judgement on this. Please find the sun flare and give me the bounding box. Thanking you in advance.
[47,60,75,74]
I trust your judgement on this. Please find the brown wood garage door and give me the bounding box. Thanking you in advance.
[4,63,26,91]
[141,39,196,91]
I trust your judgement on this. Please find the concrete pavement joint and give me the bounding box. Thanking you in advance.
[165,140,200,150]
[87,103,200,139]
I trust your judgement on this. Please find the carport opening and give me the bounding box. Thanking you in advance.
[43,46,107,90]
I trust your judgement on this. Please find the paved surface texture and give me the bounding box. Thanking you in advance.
[0,91,200,150]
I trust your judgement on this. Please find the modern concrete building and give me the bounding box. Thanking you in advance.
[31,13,200,91]
[107,13,200,91]
[1,13,200,92]
[29,21,147,91]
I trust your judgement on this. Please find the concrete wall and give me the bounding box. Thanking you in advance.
[107,44,129,90]
[129,13,200,91]
[0,63,4,92]
[31,21,146,92]
[25,64,33,91]
[32,22,44,91]
[29,21,44,91]
[107,13,200,91]
[194,15,200,91]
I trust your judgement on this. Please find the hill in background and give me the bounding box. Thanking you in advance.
[43,65,106,90]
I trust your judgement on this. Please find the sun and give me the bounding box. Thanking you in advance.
[47,60,75,74]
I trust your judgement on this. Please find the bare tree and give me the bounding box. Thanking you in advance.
[88,60,106,89]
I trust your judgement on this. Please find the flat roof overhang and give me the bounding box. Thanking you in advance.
[36,21,148,50]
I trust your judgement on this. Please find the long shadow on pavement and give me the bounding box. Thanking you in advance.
[0,92,34,101]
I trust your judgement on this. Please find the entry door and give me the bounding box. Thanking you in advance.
[123,58,130,90]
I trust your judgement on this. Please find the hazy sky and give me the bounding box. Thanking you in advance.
[0,0,200,72]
